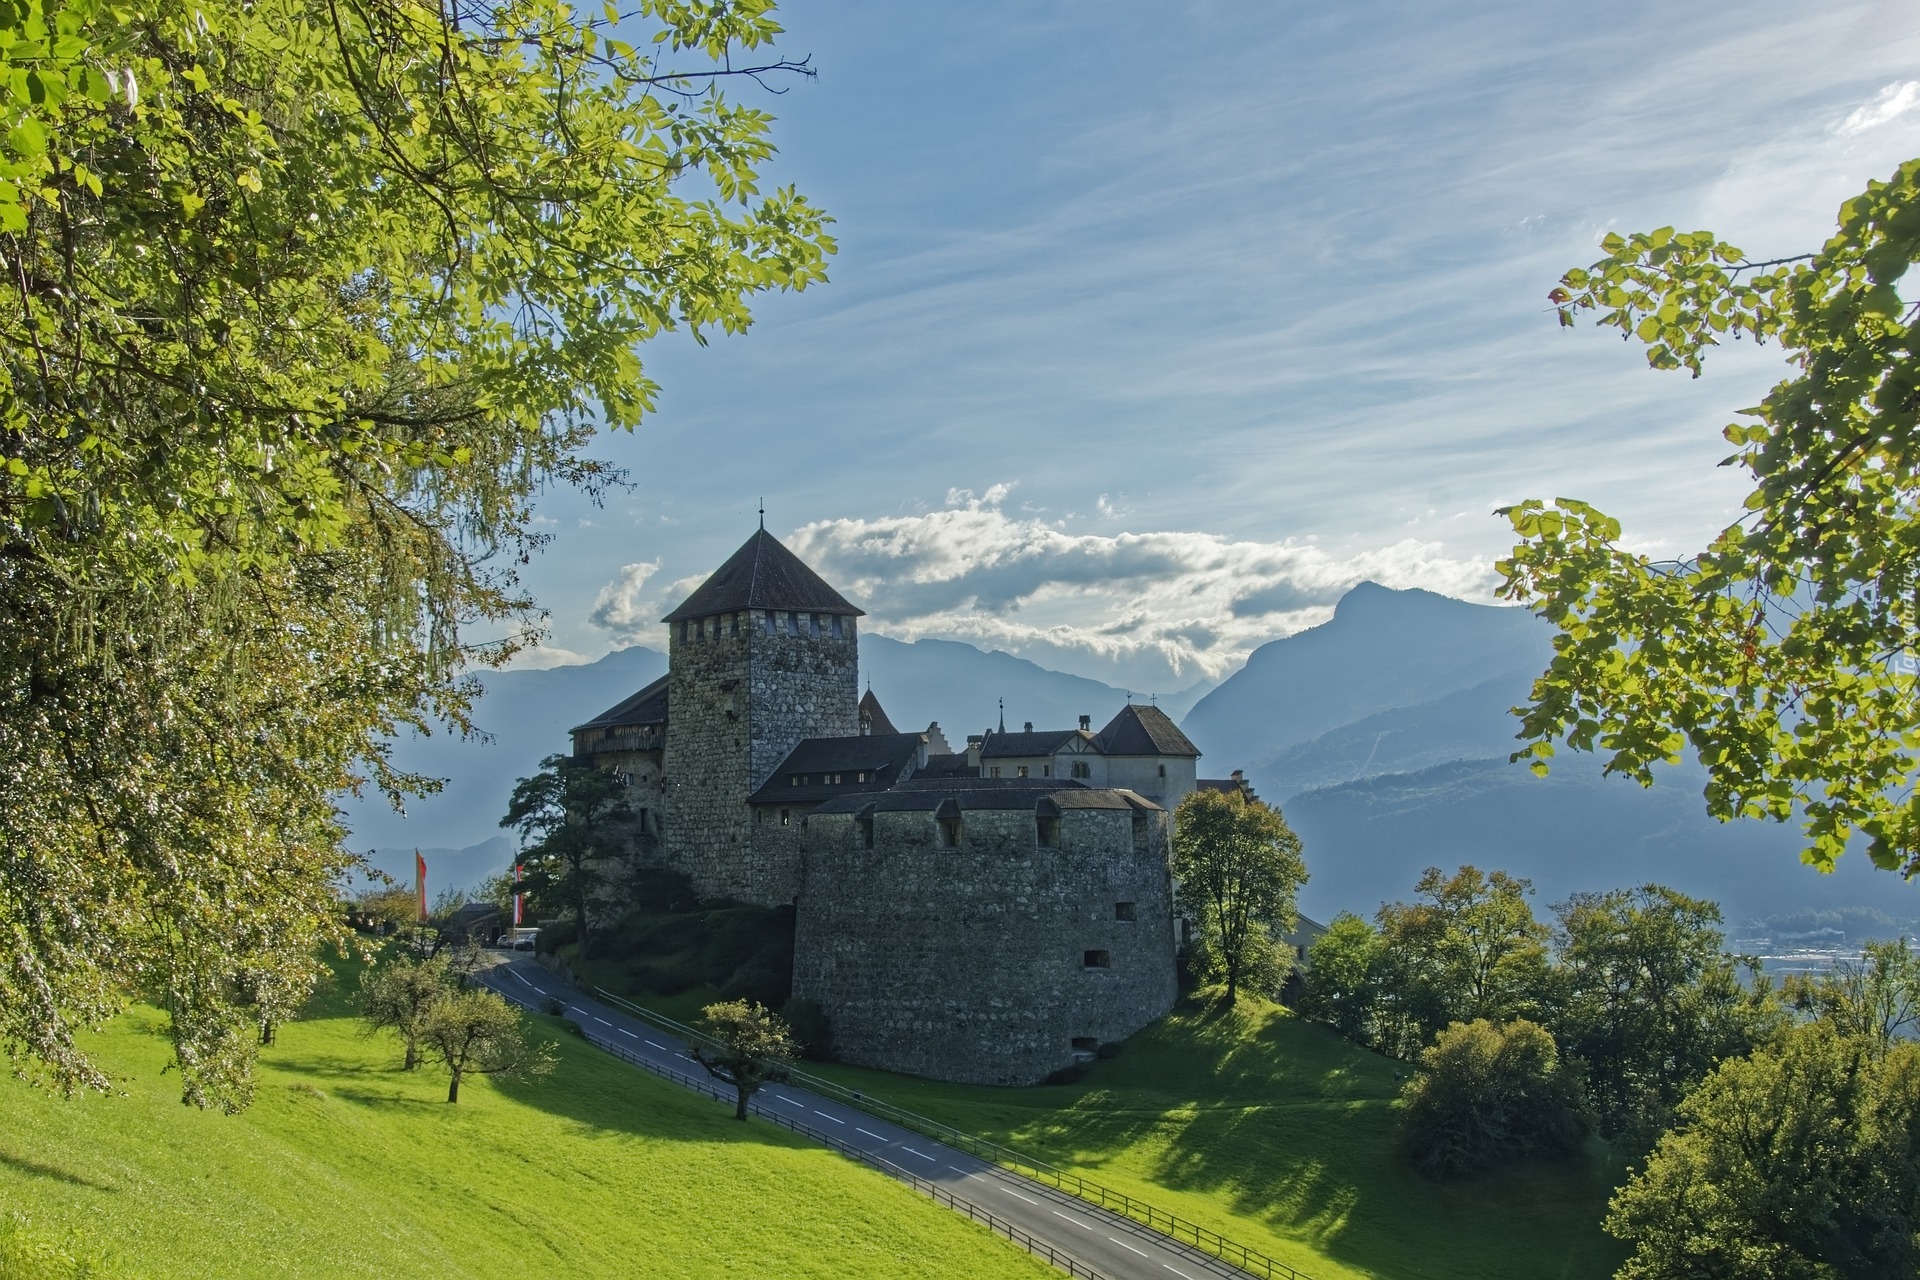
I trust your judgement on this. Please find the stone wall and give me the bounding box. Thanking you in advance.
[665,608,857,905]
[792,802,1177,1085]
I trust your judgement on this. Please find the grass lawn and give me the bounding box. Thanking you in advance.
[0,964,1055,1280]
[806,994,1630,1280]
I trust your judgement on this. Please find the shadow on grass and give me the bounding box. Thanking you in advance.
[0,1145,117,1192]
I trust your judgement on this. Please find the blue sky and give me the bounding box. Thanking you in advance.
[511,0,1920,694]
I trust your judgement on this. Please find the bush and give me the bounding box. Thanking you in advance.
[780,997,834,1061]
[1400,1018,1586,1179]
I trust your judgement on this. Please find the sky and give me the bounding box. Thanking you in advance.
[507,0,1920,695]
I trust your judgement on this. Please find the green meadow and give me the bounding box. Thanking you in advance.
[0,969,1052,1280]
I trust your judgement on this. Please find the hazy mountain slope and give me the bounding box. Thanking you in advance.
[354,835,518,899]
[1256,673,1536,796]
[1183,583,1553,772]
[339,645,668,852]
[1284,756,1891,925]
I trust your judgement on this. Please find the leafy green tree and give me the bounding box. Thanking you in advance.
[1786,937,1920,1055]
[1549,885,1784,1141]
[0,0,830,1109]
[1502,160,1920,880]
[1607,1024,1920,1279]
[1399,1018,1587,1180]
[1299,912,1386,1041]
[1374,866,1549,1056]
[690,999,797,1121]
[358,951,451,1071]
[502,754,633,957]
[422,987,553,1104]
[1171,789,1309,1004]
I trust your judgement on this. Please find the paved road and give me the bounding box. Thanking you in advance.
[475,959,1248,1280]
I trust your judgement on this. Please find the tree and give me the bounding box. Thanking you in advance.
[1549,885,1783,1141]
[0,0,830,1108]
[689,999,796,1121]
[501,754,633,957]
[1607,1024,1920,1279]
[1399,1018,1587,1180]
[423,987,552,1104]
[1374,866,1549,1055]
[1171,789,1309,1004]
[358,952,451,1071]
[1786,936,1920,1055]
[1501,160,1920,880]
[1298,912,1386,1041]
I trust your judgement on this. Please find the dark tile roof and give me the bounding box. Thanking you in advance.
[978,728,1086,759]
[747,733,923,804]
[1198,776,1262,804]
[572,674,669,733]
[663,528,864,623]
[858,689,897,736]
[916,753,976,779]
[1095,704,1200,758]
[810,777,1161,816]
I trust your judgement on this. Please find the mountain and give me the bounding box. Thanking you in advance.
[352,836,518,900]
[1182,582,1553,774]
[1179,581,1904,925]
[336,634,1199,851]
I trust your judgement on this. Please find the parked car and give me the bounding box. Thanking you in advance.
[498,927,539,951]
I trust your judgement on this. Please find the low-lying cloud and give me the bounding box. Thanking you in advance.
[782,486,1499,690]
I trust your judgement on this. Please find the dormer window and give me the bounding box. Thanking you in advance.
[938,816,962,848]
[1037,816,1060,847]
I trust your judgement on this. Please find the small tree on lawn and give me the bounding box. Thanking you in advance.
[1171,789,1309,1004]
[690,1000,798,1121]
[359,952,451,1070]
[423,988,554,1103]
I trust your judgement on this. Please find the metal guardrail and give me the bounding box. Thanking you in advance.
[564,1016,1111,1280]
[590,986,1314,1280]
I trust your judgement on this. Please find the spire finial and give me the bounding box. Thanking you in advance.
[758,497,765,530]
[998,697,1005,734]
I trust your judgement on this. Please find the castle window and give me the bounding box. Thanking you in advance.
[1114,901,1137,922]
[787,611,800,636]
[938,816,962,848]
[858,816,874,849]
[1071,761,1091,779]
[790,775,799,786]
[1037,816,1060,847]
[780,808,791,826]
[1083,950,1111,969]
[831,615,844,637]
[1016,765,1029,778]
[729,613,740,637]
[761,610,776,635]
[682,620,693,642]
[857,771,868,783]
[1158,764,1166,777]
[1043,764,1051,777]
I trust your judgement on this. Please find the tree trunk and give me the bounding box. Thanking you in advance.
[734,1082,750,1120]
[448,1067,462,1103]
[404,1041,419,1070]
[259,1019,275,1047]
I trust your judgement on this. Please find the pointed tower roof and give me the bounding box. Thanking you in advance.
[662,528,865,623]
[858,689,898,736]
[1095,704,1201,757]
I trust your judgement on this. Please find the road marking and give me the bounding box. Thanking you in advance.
[645,1040,668,1050]
[593,1016,612,1026]
[813,1110,844,1123]
[1163,1266,1197,1279]
[776,1095,805,1109]
[1109,1238,1148,1258]
[618,1028,638,1038]
[1052,1211,1094,1230]
[901,1146,937,1162]
[998,1187,1039,1205]
[947,1165,973,1176]
[855,1128,888,1142]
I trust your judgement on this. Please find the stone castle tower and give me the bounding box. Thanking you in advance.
[661,528,863,903]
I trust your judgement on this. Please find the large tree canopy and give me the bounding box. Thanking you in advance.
[0,0,831,1107]
[1501,159,1920,880]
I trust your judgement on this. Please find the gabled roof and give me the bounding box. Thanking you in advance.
[810,777,1163,816]
[978,728,1086,759]
[747,733,923,804]
[663,528,864,623]
[572,674,669,733]
[858,689,897,736]
[1095,704,1200,758]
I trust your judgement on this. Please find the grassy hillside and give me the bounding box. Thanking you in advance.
[811,996,1628,1280]
[0,967,1053,1280]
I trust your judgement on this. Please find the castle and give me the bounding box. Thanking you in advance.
[569,527,1248,1085]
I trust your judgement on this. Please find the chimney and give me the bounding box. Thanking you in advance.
[1231,769,1244,782]
[1024,721,1033,733]
[1078,714,1091,731]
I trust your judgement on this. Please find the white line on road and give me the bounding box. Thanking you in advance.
[998,1187,1039,1205]
[901,1146,937,1162]
[645,1040,668,1050]
[593,1016,612,1025]
[776,1095,805,1109]
[813,1110,844,1123]
[1163,1266,1197,1279]
[855,1128,888,1142]
[1109,1238,1149,1258]
[1052,1211,1094,1230]
[948,1166,973,1176]
[618,1029,638,1038]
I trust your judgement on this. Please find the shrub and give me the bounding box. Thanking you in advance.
[780,997,834,1061]
[1400,1018,1586,1179]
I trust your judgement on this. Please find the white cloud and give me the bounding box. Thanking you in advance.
[1838,80,1920,136]
[788,488,1498,688]
[588,561,662,641]
[503,644,596,671]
